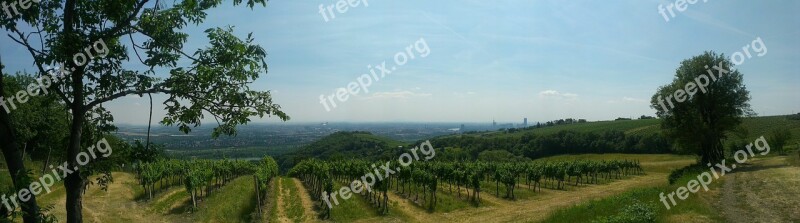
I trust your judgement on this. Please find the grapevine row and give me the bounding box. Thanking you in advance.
[136,157,279,209]
[289,158,643,217]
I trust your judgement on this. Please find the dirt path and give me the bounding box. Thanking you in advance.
[291,178,319,223]
[714,156,800,223]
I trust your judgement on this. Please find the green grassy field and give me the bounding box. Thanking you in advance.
[539,157,726,223]
[149,187,191,214]
[328,181,383,222]
[739,116,800,148]
[195,176,259,223]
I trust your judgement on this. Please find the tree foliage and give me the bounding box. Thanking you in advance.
[650,51,752,164]
[1,0,289,222]
[768,128,792,154]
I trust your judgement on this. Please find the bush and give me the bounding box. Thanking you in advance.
[592,201,657,223]
[768,128,792,154]
[667,164,705,185]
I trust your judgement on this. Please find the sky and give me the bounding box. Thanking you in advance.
[1,0,798,124]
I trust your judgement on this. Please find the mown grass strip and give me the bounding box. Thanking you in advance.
[280,177,305,223]
[541,169,723,223]
[195,176,259,223]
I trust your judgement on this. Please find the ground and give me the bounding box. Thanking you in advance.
[712,156,800,223]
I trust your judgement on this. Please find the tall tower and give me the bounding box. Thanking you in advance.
[524,118,528,126]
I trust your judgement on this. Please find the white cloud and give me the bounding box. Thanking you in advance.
[608,96,647,104]
[538,90,578,99]
[623,97,647,103]
[362,91,432,100]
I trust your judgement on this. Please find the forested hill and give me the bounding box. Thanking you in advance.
[428,115,800,161]
[278,115,800,169]
[278,131,408,170]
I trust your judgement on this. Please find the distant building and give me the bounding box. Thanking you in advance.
[493,119,496,127]
[523,118,528,126]
[460,124,465,131]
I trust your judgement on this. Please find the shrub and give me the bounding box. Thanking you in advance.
[667,164,705,185]
[592,201,657,223]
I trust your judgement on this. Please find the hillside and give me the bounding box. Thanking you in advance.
[444,115,800,148]
[423,115,800,161]
[278,131,409,170]
[481,119,662,138]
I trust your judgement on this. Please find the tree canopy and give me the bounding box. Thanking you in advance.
[1,0,289,222]
[650,51,753,164]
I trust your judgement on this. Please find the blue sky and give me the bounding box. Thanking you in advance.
[2,0,798,124]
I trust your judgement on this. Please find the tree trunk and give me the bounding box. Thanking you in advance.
[20,143,26,162]
[191,191,197,208]
[700,139,725,164]
[62,1,87,221]
[64,88,86,223]
[42,147,52,174]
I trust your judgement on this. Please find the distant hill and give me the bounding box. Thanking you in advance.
[277,131,409,170]
[448,115,800,145]
[274,115,800,169]
[457,119,662,139]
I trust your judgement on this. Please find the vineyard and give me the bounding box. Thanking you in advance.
[288,158,644,219]
[135,157,279,210]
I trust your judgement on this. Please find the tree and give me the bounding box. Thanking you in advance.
[1,0,288,222]
[768,128,792,154]
[650,51,753,164]
[2,74,70,172]
[0,61,45,223]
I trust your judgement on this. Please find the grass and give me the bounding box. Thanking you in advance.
[328,181,382,222]
[195,176,259,223]
[536,153,697,173]
[0,169,10,189]
[134,178,185,201]
[479,180,537,200]
[427,190,472,213]
[739,116,800,146]
[788,150,800,167]
[280,177,306,223]
[390,178,473,213]
[541,166,724,223]
[323,180,414,222]
[268,179,280,222]
[149,187,190,214]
